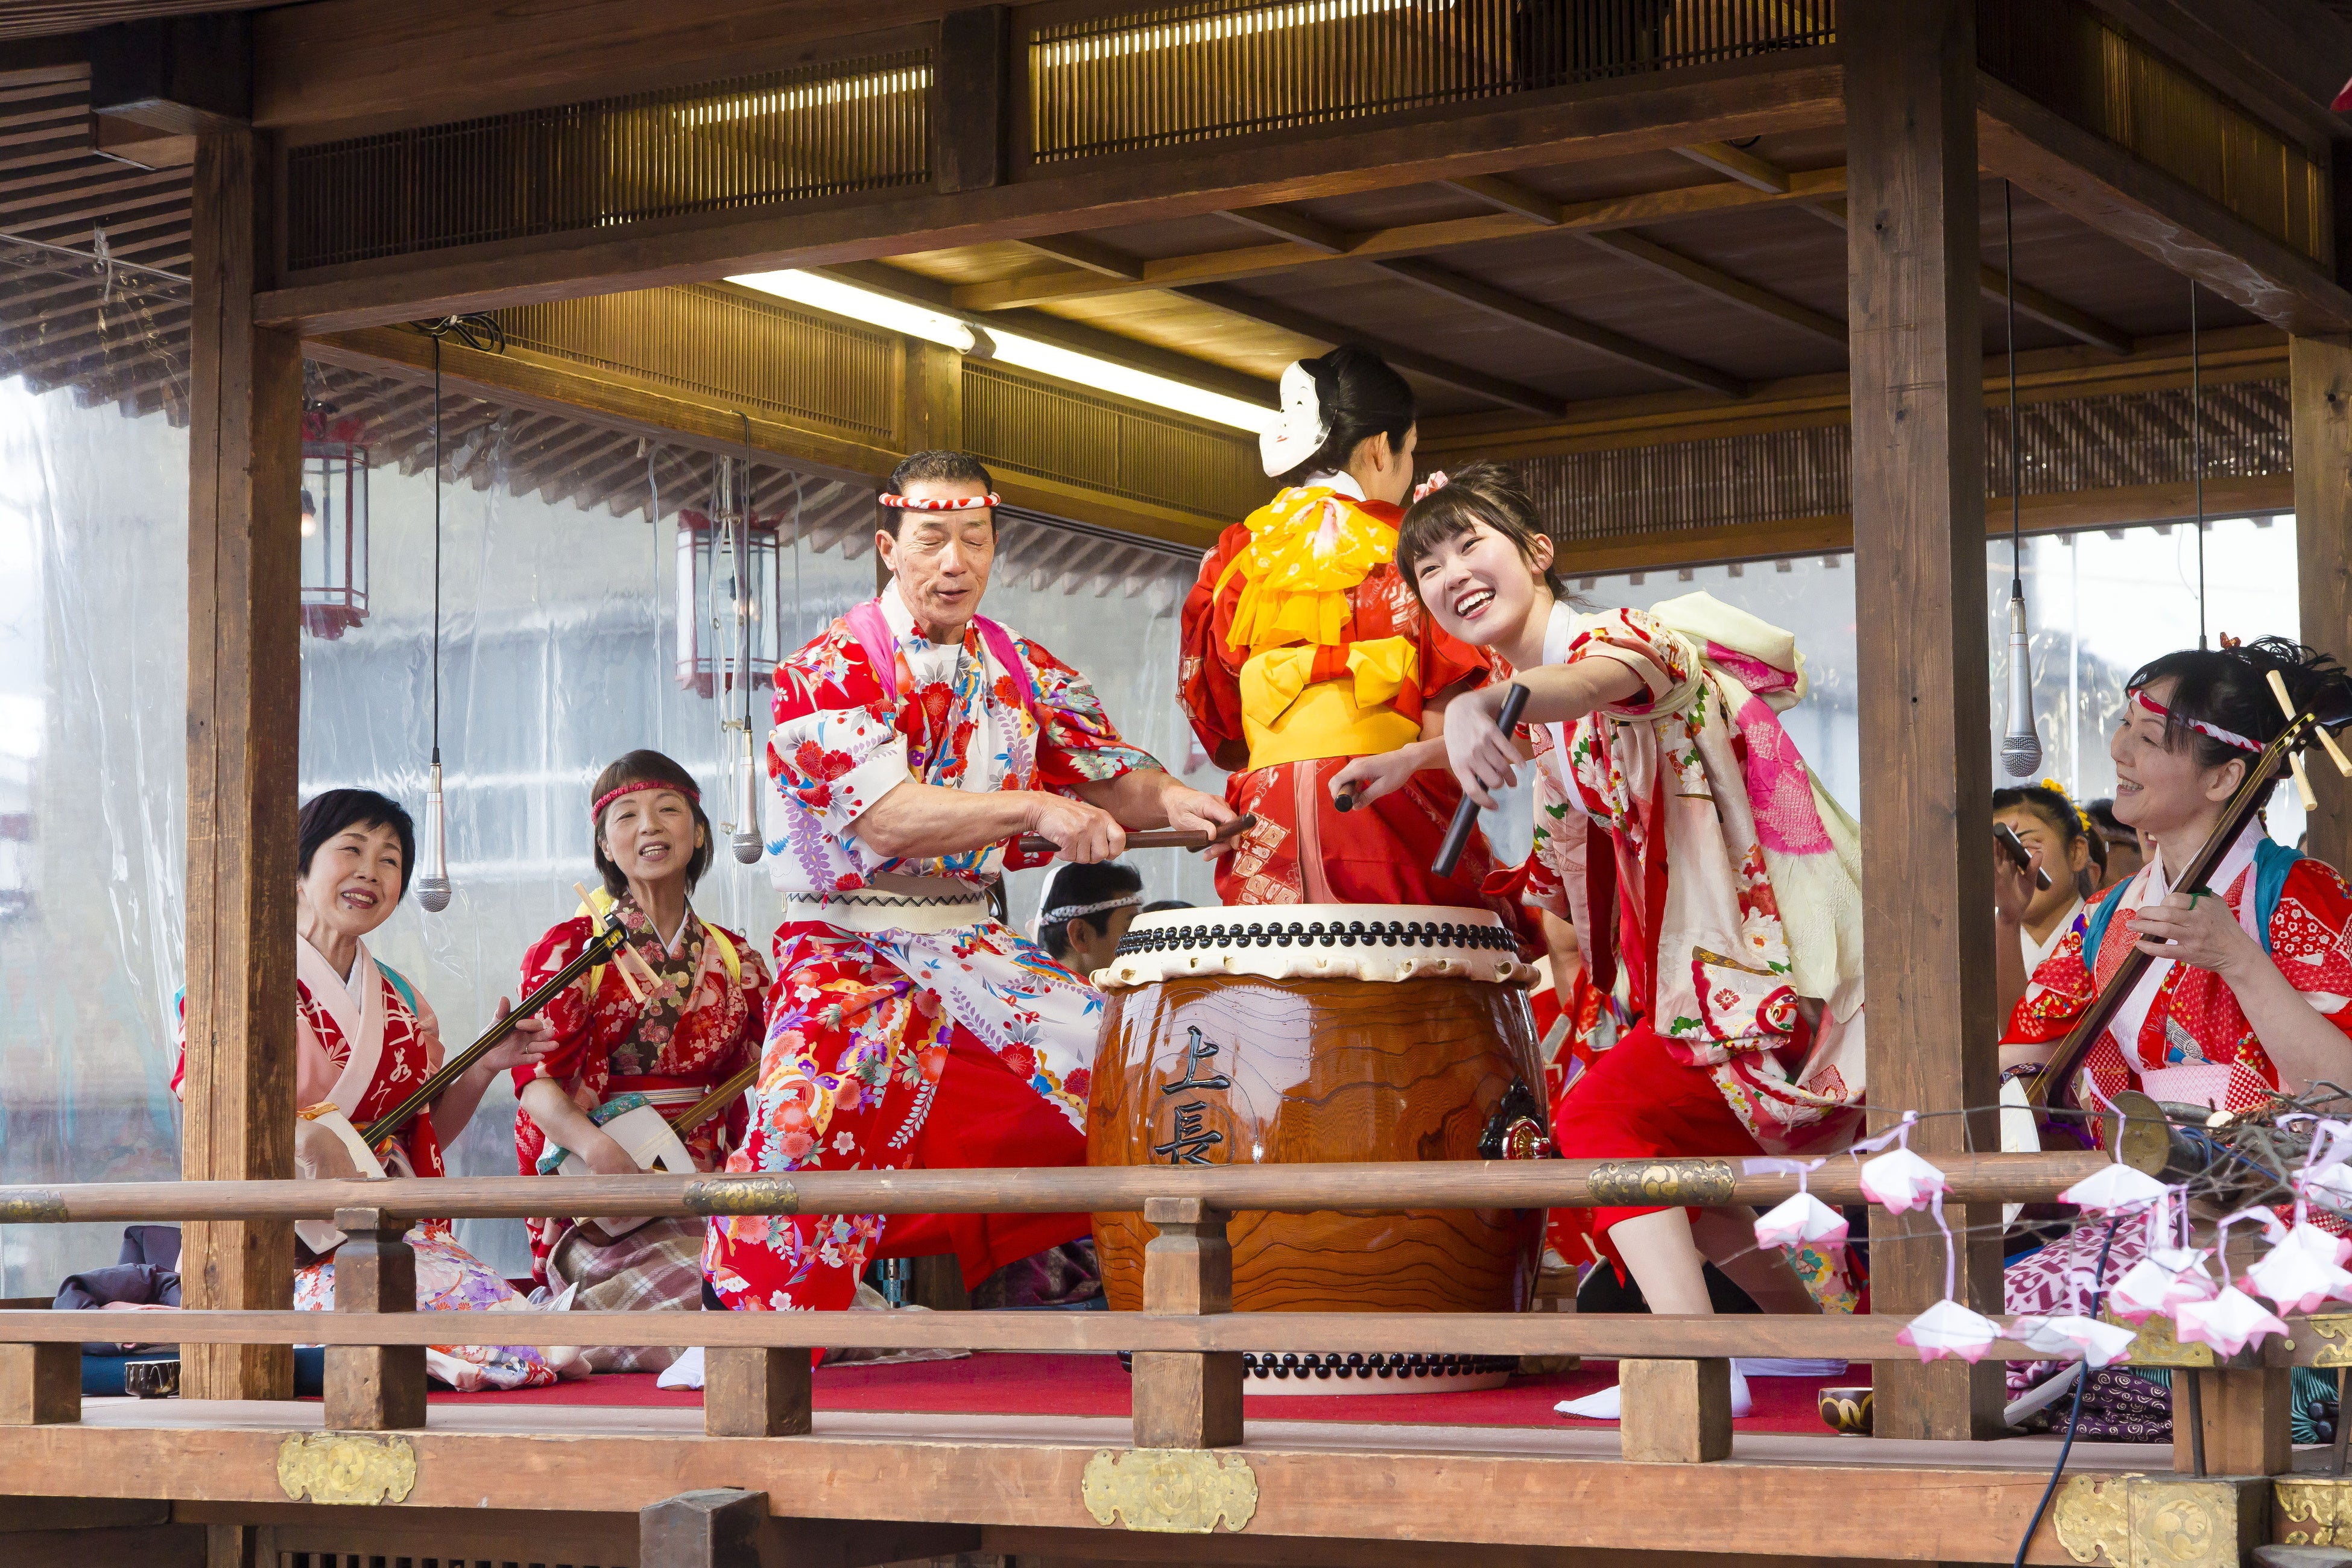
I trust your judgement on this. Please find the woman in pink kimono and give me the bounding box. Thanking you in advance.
[172,788,586,1389]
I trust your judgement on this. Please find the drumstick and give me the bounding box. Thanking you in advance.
[1432,683,1528,879]
[1014,813,1256,857]
[574,881,646,1002]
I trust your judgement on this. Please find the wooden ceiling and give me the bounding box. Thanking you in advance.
[0,1,274,43]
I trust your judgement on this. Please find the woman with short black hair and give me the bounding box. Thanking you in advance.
[169,788,579,1391]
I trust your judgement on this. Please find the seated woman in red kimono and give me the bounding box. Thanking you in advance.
[172,788,583,1391]
[510,750,770,1365]
[1181,345,1523,923]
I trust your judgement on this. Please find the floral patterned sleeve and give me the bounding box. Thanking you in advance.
[511,916,600,1096]
[1565,607,1695,715]
[768,621,914,839]
[2269,859,2352,1030]
[1014,633,1165,790]
[1522,743,1579,924]
[2002,926,2094,1047]
[1178,526,1250,759]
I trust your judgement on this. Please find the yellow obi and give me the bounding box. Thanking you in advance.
[1237,636,1420,770]
[1216,487,1395,657]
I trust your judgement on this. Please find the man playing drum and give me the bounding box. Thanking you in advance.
[703,450,1234,1312]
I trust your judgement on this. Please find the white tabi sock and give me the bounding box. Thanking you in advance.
[1554,1365,1754,1422]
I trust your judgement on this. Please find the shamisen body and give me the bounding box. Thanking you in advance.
[1373,462,1870,1422]
[701,449,1233,1314]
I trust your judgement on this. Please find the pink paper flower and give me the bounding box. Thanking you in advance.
[1754,1192,1849,1253]
[2173,1285,2289,1357]
[2243,1224,2352,1314]
[2058,1163,2168,1214]
[1894,1298,2002,1363]
[2109,1248,2217,1324]
[2011,1314,2139,1368]
[1859,1148,1947,1215]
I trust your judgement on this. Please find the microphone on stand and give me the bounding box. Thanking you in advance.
[2000,590,2043,779]
[415,753,453,911]
[731,728,764,865]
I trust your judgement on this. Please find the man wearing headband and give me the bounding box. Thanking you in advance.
[705,450,1232,1314]
[1034,860,1145,981]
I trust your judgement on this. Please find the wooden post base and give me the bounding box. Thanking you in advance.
[2175,1365,2291,1478]
[326,1207,425,1430]
[1131,1350,1245,1450]
[1619,1358,1733,1463]
[641,1488,766,1568]
[704,1347,812,1437]
[0,1342,78,1426]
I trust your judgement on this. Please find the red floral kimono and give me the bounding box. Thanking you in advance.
[1180,477,1522,920]
[2006,823,2352,1118]
[512,892,769,1283]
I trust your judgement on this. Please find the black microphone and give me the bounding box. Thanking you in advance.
[1431,682,1528,879]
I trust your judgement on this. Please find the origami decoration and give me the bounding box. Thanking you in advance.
[2057,1162,2167,1214]
[2172,1285,2289,1357]
[1894,1298,2002,1364]
[1754,1191,1848,1253]
[1858,1147,1947,1215]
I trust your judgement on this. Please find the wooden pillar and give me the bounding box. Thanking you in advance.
[323,1208,426,1430]
[1131,1197,1243,1449]
[0,1344,78,1426]
[705,1345,812,1437]
[2294,335,2352,874]
[180,124,303,1403]
[903,338,963,456]
[1845,0,2003,1441]
[932,5,1011,195]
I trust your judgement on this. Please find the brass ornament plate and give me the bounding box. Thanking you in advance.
[2307,1315,2352,1368]
[0,1190,68,1224]
[276,1432,418,1506]
[684,1176,799,1216]
[2053,1473,2251,1568]
[2104,1310,2218,1370]
[1585,1159,1736,1208]
[2277,1478,2352,1546]
[1081,1448,1258,1534]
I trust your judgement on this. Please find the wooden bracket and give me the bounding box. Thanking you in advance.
[324,1207,426,1431]
[1133,1197,1242,1450]
[705,1345,812,1437]
[0,1342,78,1426]
[1619,1358,1733,1463]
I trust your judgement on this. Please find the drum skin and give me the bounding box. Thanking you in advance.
[1088,973,1547,1315]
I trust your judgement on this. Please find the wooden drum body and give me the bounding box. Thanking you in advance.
[1087,905,1551,1326]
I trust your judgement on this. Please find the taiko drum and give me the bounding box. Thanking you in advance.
[1086,904,1551,1317]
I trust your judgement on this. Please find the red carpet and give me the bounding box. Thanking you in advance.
[431,1355,1863,1434]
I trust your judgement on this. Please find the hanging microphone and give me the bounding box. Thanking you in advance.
[2000,591,2042,779]
[732,728,763,865]
[415,753,453,911]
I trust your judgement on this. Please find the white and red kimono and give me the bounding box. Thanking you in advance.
[1510,596,1866,1267]
[511,894,770,1286]
[172,935,578,1389]
[703,586,1163,1312]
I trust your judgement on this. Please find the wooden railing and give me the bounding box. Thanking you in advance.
[0,1151,2238,1464]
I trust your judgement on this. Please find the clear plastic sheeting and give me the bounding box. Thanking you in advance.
[0,347,1217,1287]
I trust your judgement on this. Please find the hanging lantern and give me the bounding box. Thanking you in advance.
[674,502,783,698]
[300,401,370,640]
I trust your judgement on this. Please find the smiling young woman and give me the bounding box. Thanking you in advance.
[508,750,771,1360]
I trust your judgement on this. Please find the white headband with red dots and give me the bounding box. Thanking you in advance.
[879,492,999,511]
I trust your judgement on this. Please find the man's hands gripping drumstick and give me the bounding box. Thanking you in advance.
[1017,771,1242,862]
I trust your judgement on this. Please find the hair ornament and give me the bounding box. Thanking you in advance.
[879,492,999,511]
[2038,776,2094,834]
[1259,360,1332,479]
[2132,686,2263,754]
[1040,892,1144,926]
[592,778,701,819]
[2221,631,2243,649]
[1411,470,1450,504]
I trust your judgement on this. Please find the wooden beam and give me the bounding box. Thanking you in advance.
[1803,195,2132,356]
[1220,204,1354,254]
[1978,71,2352,336]
[952,166,1851,313]
[2294,334,2352,879]
[1672,141,1789,193]
[180,125,300,1403]
[1371,257,1745,397]
[931,5,1008,196]
[254,55,1848,330]
[1174,282,1566,416]
[1441,172,1560,225]
[1846,0,2003,1443]
[1578,230,1845,347]
[1016,232,1142,280]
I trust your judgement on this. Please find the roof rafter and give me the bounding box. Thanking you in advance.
[1672,141,1790,193]
[1578,229,1844,347]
